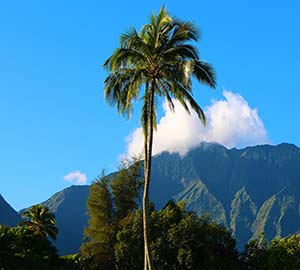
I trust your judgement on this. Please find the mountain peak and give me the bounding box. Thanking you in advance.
[0,194,21,226]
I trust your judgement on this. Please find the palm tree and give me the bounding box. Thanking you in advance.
[20,204,58,240]
[104,7,216,270]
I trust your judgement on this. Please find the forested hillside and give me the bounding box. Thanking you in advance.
[15,142,300,253]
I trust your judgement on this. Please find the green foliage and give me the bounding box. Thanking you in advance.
[0,225,58,270]
[115,201,240,270]
[114,211,144,270]
[268,235,300,270]
[242,233,300,270]
[111,158,142,223]
[241,236,269,270]
[103,6,216,126]
[19,139,300,255]
[20,204,58,240]
[80,174,115,270]
[82,166,242,270]
[57,254,83,270]
[80,162,142,270]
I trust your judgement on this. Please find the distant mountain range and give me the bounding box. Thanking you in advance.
[2,142,300,254]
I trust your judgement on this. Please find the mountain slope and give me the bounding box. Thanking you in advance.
[252,187,300,240]
[23,142,300,254]
[20,185,90,255]
[44,185,90,255]
[230,187,257,246]
[151,143,300,248]
[0,194,21,226]
[174,180,227,225]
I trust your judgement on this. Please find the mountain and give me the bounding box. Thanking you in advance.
[23,142,300,253]
[42,185,90,254]
[0,194,21,226]
[149,142,300,249]
[20,185,90,255]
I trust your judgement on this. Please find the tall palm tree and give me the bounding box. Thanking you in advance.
[104,7,216,270]
[20,204,58,240]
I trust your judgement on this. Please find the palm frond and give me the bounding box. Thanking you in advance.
[104,7,215,134]
[193,60,216,88]
[172,80,206,124]
[141,92,149,137]
[161,44,199,61]
[173,19,200,42]
[157,79,175,112]
[103,48,147,71]
[119,27,139,48]
[20,204,58,240]
[104,68,144,118]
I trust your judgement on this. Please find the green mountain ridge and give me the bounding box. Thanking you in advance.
[2,142,300,254]
[174,180,227,225]
[252,187,300,241]
[230,187,257,246]
[149,142,300,250]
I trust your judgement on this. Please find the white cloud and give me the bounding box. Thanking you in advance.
[126,90,270,157]
[63,170,87,185]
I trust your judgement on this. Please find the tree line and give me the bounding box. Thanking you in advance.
[2,159,300,269]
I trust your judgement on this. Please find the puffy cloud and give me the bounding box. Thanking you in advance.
[126,90,270,157]
[63,170,87,185]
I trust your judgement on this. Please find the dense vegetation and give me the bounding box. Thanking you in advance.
[0,205,79,270]
[20,204,58,240]
[113,202,240,270]
[4,143,300,262]
[242,234,300,270]
[80,160,142,269]
[78,159,300,270]
[79,161,240,270]
[0,225,58,270]
[15,142,300,255]
[2,159,300,269]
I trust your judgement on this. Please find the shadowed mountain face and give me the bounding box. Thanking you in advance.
[0,194,21,226]
[150,143,300,249]
[20,143,300,253]
[20,185,90,255]
[42,185,90,255]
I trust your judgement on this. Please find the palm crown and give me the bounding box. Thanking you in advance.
[20,204,58,240]
[104,6,216,132]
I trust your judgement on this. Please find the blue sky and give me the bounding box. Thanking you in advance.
[1,0,300,210]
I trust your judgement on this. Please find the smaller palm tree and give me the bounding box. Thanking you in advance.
[20,204,58,240]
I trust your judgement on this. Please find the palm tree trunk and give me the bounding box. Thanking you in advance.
[143,137,149,270]
[143,80,155,270]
